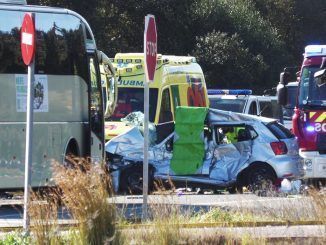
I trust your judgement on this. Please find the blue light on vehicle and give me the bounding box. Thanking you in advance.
[306,125,315,132]
[208,89,252,95]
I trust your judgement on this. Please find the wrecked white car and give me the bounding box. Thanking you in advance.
[106,107,303,194]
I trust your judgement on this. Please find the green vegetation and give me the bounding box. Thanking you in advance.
[28,0,326,92]
[0,232,30,245]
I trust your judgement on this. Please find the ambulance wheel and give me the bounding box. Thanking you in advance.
[120,165,153,195]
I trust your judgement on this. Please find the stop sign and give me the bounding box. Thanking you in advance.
[144,15,157,82]
[21,13,35,66]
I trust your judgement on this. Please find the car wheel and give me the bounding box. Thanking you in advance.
[227,184,243,194]
[246,166,276,196]
[227,186,237,194]
[120,166,153,195]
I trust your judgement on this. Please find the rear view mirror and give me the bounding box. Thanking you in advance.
[97,50,118,118]
[280,71,291,85]
[276,83,287,106]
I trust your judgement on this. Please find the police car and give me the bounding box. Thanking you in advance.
[208,89,283,123]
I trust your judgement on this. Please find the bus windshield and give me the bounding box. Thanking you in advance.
[299,66,326,107]
[110,87,158,122]
[209,97,246,113]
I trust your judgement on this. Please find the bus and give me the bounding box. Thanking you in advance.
[0,0,115,189]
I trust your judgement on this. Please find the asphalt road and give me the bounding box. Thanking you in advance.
[0,192,314,223]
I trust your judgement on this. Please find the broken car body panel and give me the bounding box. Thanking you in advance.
[106,107,303,192]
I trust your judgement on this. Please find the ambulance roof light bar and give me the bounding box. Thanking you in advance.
[208,89,252,95]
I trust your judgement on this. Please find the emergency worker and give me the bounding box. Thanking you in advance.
[224,127,237,143]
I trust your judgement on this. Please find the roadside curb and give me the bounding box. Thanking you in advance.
[1,220,324,232]
[117,220,325,229]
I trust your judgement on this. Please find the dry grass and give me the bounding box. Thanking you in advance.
[29,189,62,245]
[114,185,326,244]
[27,157,117,244]
[308,188,326,223]
[52,156,116,244]
[13,162,326,244]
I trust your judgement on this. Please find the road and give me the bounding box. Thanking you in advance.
[0,192,317,224]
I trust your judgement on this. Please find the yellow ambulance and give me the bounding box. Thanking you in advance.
[105,53,209,141]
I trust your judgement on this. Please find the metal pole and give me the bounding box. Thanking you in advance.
[23,59,35,233]
[142,77,149,221]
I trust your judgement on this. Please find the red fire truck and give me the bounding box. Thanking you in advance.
[278,45,326,186]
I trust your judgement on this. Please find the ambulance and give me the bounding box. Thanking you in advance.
[105,53,209,141]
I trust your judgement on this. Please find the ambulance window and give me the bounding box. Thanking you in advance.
[249,101,257,115]
[159,88,173,123]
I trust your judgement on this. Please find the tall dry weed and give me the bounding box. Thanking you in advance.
[52,156,116,244]
[308,188,326,223]
[29,188,62,245]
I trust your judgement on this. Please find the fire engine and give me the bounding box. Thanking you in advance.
[277,45,326,185]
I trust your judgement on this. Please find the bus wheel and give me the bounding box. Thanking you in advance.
[120,165,153,195]
[64,140,79,168]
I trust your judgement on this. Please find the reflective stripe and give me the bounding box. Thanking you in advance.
[309,111,326,123]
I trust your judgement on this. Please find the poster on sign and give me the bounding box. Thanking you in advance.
[15,74,49,112]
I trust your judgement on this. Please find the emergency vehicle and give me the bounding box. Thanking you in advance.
[208,89,283,123]
[104,53,209,141]
[278,45,326,183]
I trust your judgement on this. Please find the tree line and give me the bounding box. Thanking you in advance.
[29,0,326,93]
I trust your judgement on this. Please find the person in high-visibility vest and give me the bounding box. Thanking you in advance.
[224,127,237,144]
[224,126,246,143]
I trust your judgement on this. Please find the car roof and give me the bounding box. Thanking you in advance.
[207,108,276,124]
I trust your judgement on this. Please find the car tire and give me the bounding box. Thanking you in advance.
[246,166,276,196]
[119,165,153,195]
[227,186,237,194]
[227,184,243,194]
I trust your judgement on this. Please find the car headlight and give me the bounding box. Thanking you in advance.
[304,159,313,171]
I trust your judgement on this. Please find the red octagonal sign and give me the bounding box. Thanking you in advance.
[144,15,157,82]
[21,13,35,66]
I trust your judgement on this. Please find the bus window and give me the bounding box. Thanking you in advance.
[0,10,26,74]
[159,88,173,123]
[89,57,103,140]
[35,13,88,80]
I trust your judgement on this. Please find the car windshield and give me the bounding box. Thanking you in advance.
[299,66,326,107]
[109,87,158,122]
[209,97,246,113]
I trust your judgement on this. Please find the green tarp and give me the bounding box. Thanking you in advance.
[170,106,208,175]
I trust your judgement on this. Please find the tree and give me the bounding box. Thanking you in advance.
[193,31,266,89]
[28,0,295,92]
[191,0,287,92]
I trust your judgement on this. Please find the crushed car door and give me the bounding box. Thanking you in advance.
[208,124,254,181]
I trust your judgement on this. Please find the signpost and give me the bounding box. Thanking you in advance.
[143,14,157,221]
[21,12,35,232]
